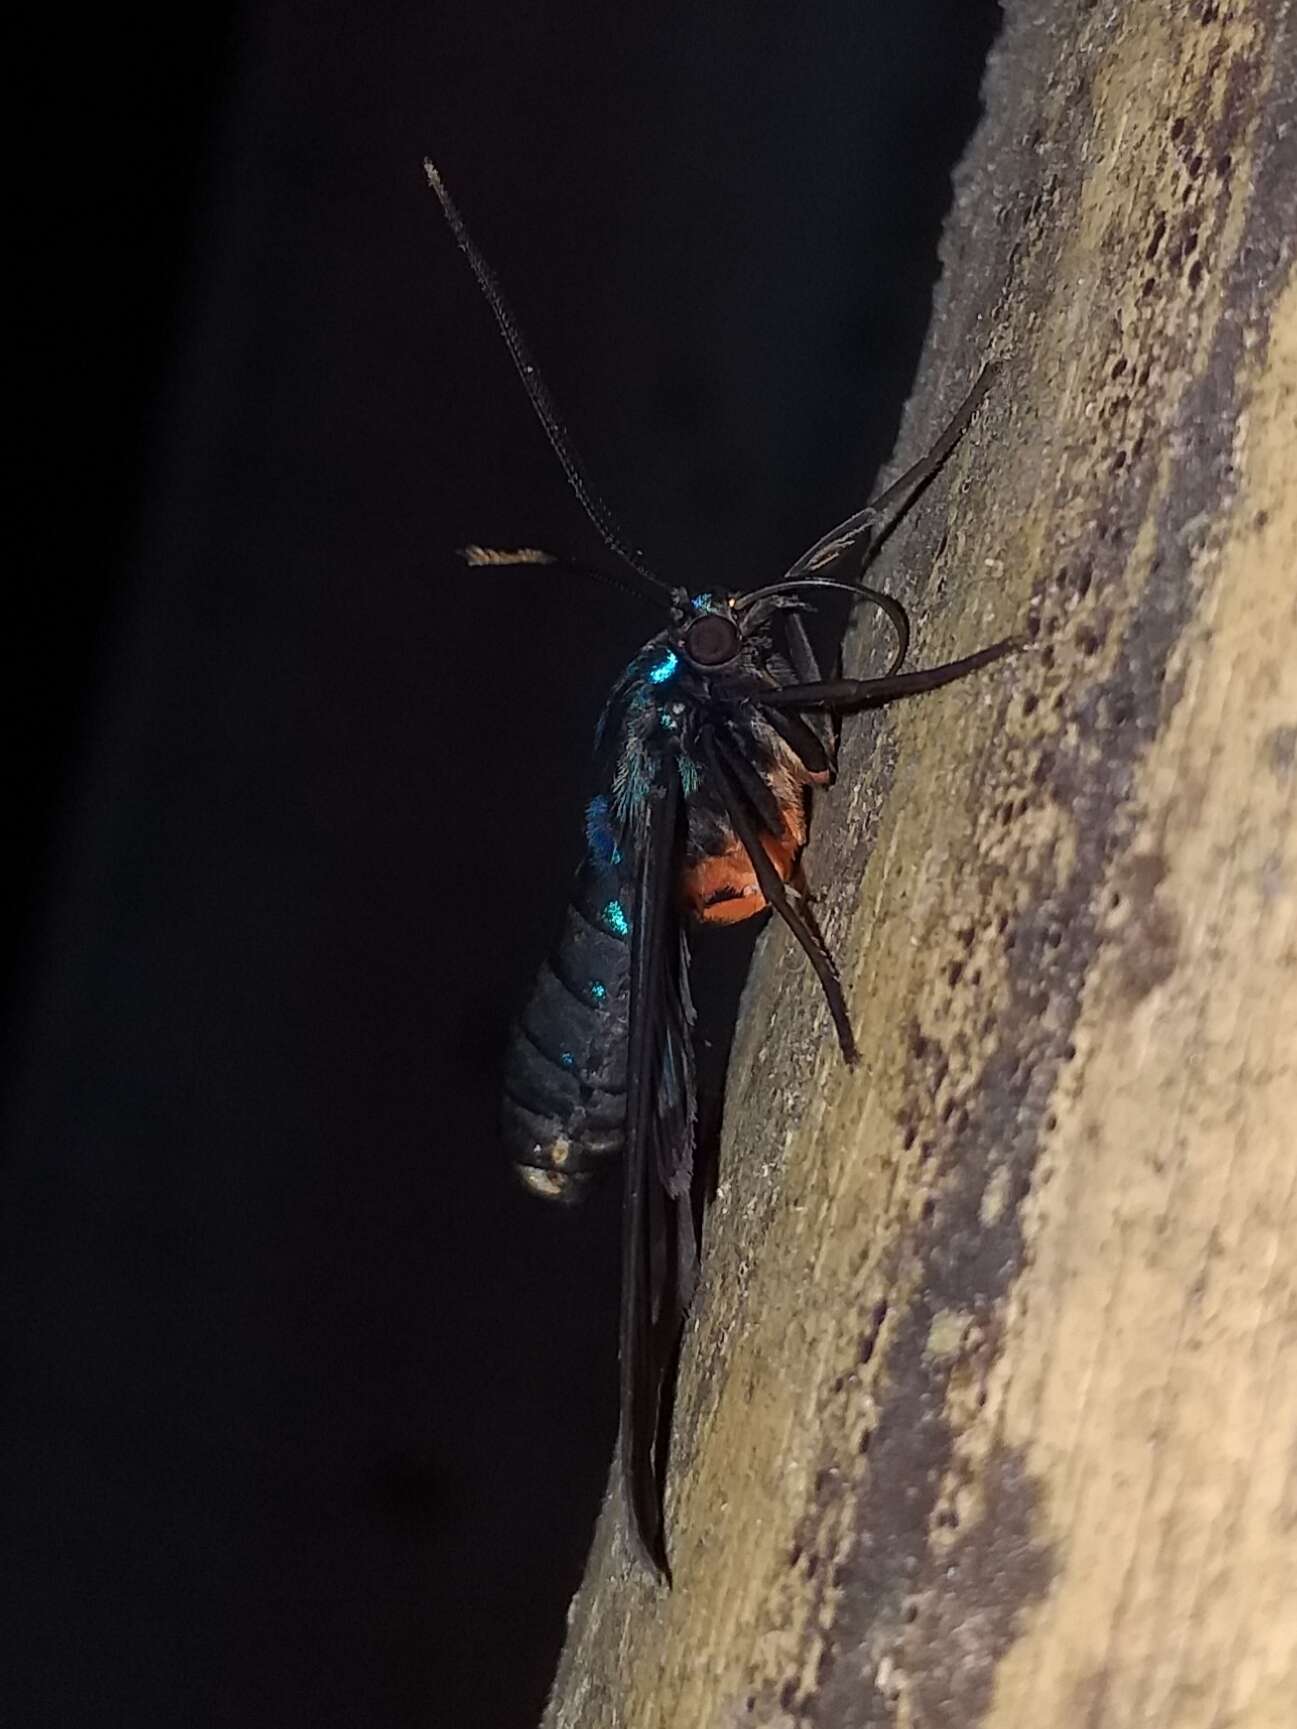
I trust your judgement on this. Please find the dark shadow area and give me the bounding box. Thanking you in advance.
[6,5,1000,1725]
[9,8,241,1029]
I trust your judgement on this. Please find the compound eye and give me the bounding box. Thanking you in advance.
[684,613,740,667]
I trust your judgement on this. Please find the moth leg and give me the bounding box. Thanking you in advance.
[756,635,1020,712]
[863,363,1000,525]
[700,728,857,1066]
[787,856,817,908]
[842,583,911,675]
[780,364,999,584]
[762,705,833,781]
[782,609,837,771]
[715,723,786,835]
[782,583,910,777]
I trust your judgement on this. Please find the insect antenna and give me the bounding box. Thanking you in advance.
[458,545,673,612]
[425,161,673,608]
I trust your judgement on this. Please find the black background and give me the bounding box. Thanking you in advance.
[6,5,999,1724]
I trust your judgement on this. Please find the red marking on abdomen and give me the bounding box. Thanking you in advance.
[683,788,808,924]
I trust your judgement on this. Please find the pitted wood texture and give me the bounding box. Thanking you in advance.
[543,4,1296,1726]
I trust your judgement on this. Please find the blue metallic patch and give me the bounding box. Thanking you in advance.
[588,980,607,1002]
[560,1051,575,1069]
[647,649,678,686]
[601,899,630,938]
[585,794,621,865]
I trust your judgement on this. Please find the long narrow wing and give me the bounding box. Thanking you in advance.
[618,763,695,1579]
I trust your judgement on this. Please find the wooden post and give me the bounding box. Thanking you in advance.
[544,3,1296,1724]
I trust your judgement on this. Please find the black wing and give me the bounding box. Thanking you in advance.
[619,761,697,1579]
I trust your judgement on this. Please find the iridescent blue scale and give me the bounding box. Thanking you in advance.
[585,794,622,865]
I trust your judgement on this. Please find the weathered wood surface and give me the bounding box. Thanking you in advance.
[544,3,1296,1724]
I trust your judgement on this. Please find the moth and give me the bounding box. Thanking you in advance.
[425,162,1014,1578]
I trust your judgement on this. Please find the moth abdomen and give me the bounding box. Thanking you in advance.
[501,848,633,1201]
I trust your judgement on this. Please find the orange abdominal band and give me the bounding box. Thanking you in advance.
[683,792,808,924]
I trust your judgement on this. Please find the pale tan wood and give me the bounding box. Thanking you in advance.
[544,3,1296,1724]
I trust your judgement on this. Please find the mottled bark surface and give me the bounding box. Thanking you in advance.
[544,4,1296,1725]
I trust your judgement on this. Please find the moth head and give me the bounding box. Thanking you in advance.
[682,611,741,669]
[672,591,742,671]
